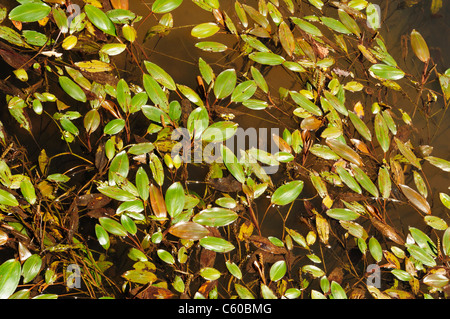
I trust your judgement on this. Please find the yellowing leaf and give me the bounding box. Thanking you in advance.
[74,60,113,73]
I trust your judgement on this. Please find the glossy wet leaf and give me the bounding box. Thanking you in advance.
[331,281,347,299]
[202,121,238,143]
[95,224,110,250]
[97,185,137,202]
[395,138,421,170]
[271,180,304,206]
[443,228,450,256]
[152,0,183,13]
[269,260,287,282]
[351,164,379,198]
[168,221,209,240]
[85,4,116,36]
[144,61,176,91]
[225,260,242,280]
[366,3,381,30]
[59,76,86,102]
[408,227,436,256]
[214,69,236,100]
[143,74,168,110]
[0,189,18,206]
[231,80,257,103]
[235,283,254,299]
[440,193,450,210]
[99,217,127,237]
[424,216,447,230]
[374,112,390,153]
[323,91,348,116]
[20,178,36,205]
[221,144,245,184]
[9,2,51,22]
[251,66,268,93]
[199,267,221,281]
[191,22,220,38]
[22,254,42,284]
[310,144,340,160]
[424,156,450,172]
[423,273,449,288]
[121,214,137,235]
[122,261,157,285]
[399,184,431,215]
[291,17,322,37]
[410,29,430,63]
[290,91,322,116]
[378,166,391,199]
[0,259,21,299]
[369,64,405,81]
[249,52,285,66]
[165,182,185,218]
[369,237,383,262]
[199,236,235,253]
[339,220,368,239]
[326,138,363,166]
[149,183,167,219]
[406,244,436,267]
[338,9,360,37]
[279,21,295,57]
[195,41,227,52]
[157,249,175,265]
[336,166,361,194]
[320,16,351,34]
[348,111,371,141]
[104,119,125,135]
[84,109,100,134]
[326,208,360,221]
[193,207,238,227]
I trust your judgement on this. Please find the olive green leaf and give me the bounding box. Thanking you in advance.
[369,237,383,262]
[231,80,257,103]
[199,267,221,281]
[290,91,323,116]
[378,166,391,199]
[214,69,237,99]
[191,22,220,38]
[143,73,169,110]
[168,221,209,240]
[84,4,116,36]
[0,189,19,206]
[202,121,238,143]
[374,112,390,153]
[351,164,379,198]
[336,166,362,194]
[226,260,242,280]
[249,52,285,66]
[424,156,450,172]
[157,249,175,264]
[326,208,360,221]
[326,138,363,167]
[395,137,421,170]
[410,29,430,63]
[195,41,227,52]
[221,144,246,184]
[348,111,372,141]
[152,0,183,13]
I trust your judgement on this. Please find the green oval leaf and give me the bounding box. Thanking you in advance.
[95,224,110,250]
[326,208,360,221]
[199,267,221,281]
[0,259,21,299]
[193,207,238,227]
[348,111,372,141]
[104,118,125,135]
[59,76,86,102]
[221,144,245,184]
[225,260,242,280]
[326,138,363,167]
[99,217,128,237]
[165,182,185,218]
[271,180,304,206]
[168,221,209,240]
[199,236,235,253]
[351,164,379,198]
[85,4,116,36]
[369,237,383,262]
[202,121,238,143]
[336,166,362,194]
[144,61,176,91]
[410,29,430,63]
[152,0,183,13]
[369,64,405,81]
[249,52,285,66]
[22,254,42,284]
[191,22,220,38]
[269,260,287,282]
[214,69,237,100]
[399,184,431,215]
[9,3,51,22]
[290,91,323,116]
[157,249,175,264]
[231,80,257,103]
[0,189,19,206]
